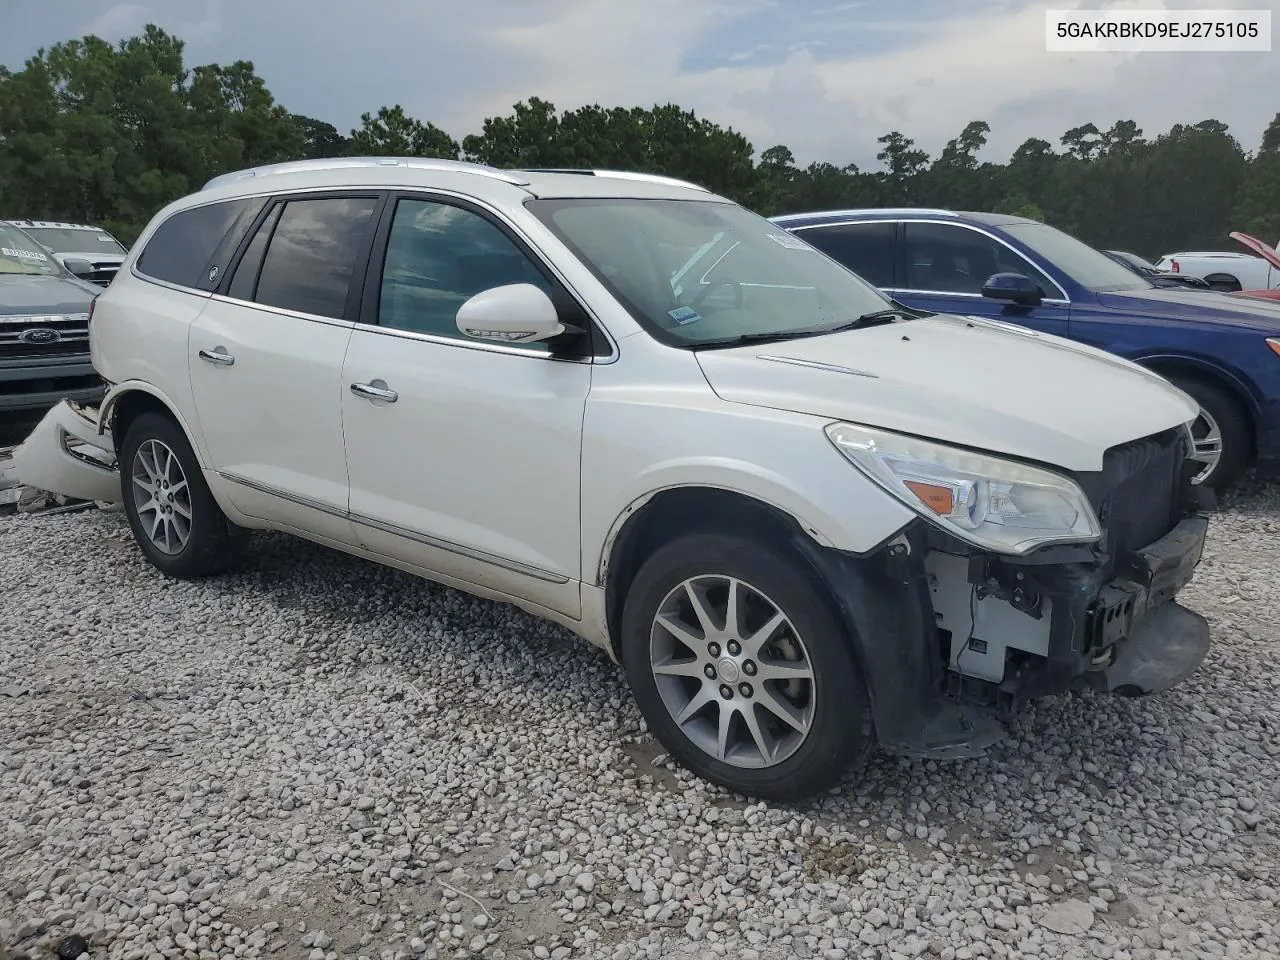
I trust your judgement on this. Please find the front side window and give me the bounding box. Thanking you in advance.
[901,222,1059,298]
[23,227,127,256]
[136,199,259,288]
[527,198,893,346]
[0,224,62,277]
[375,198,554,346]
[253,197,378,319]
[797,222,895,288]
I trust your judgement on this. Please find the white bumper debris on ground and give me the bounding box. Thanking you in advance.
[1,483,1278,960]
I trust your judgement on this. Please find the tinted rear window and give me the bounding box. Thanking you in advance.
[253,197,378,319]
[136,199,259,288]
[798,222,895,287]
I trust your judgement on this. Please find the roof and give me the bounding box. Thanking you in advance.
[198,157,722,203]
[4,219,106,231]
[770,208,1040,229]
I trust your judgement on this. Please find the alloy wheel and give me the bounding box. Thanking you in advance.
[648,574,816,769]
[131,438,193,555]
[1189,407,1223,486]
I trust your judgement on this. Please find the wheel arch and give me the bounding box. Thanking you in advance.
[1132,353,1259,456]
[102,382,207,467]
[1203,272,1242,292]
[602,487,828,661]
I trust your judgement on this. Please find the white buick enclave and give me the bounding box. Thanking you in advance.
[17,158,1212,800]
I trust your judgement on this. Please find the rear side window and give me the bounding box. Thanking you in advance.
[799,222,895,288]
[253,197,378,319]
[136,199,259,288]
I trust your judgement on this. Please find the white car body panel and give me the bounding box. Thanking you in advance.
[341,326,589,619]
[696,314,1199,473]
[188,296,358,546]
[1155,250,1278,289]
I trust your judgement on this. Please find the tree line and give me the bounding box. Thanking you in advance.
[2,25,1278,259]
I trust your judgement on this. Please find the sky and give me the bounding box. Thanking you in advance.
[1,0,1276,169]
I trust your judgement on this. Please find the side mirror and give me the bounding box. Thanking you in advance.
[456,283,564,344]
[981,272,1043,307]
[63,257,95,280]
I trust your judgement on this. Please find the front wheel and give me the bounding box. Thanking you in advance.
[120,411,245,578]
[1170,377,1251,492]
[620,533,873,802]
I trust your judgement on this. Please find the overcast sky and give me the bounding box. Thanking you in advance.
[1,0,1275,168]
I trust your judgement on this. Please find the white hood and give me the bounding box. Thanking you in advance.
[695,314,1198,472]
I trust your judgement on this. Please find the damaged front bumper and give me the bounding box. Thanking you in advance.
[11,399,121,504]
[796,509,1211,763]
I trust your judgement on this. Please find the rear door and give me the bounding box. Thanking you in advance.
[791,220,898,290]
[188,193,383,544]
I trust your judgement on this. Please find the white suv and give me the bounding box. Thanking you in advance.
[17,158,1213,800]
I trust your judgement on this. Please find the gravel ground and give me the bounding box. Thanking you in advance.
[1,480,1277,960]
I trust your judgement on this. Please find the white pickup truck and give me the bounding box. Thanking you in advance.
[1156,232,1280,291]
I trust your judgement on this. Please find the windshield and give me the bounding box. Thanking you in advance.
[527,198,894,346]
[0,224,64,277]
[22,226,126,255]
[1003,222,1151,292]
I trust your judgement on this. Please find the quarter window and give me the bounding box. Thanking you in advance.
[136,199,259,288]
[376,198,554,346]
[901,222,1057,297]
[798,222,895,288]
[253,197,378,319]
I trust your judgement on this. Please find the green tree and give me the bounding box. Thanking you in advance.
[875,131,928,203]
[347,104,458,158]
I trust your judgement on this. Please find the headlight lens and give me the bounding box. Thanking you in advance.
[826,423,1101,554]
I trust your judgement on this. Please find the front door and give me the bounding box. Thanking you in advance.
[340,195,590,618]
[891,221,1070,336]
[189,194,381,544]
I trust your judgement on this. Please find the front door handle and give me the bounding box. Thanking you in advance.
[198,347,235,367]
[350,380,398,403]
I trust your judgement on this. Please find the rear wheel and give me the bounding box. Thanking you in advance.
[620,533,873,802]
[1169,377,1250,492]
[120,412,245,578]
[1204,274,1242,293]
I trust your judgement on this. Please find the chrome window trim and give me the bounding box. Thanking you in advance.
[219,471,569,584]
[787,217,1073,304]
[132,184,619,364]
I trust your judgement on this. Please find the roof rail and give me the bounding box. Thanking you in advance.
[515,168,710,192]
[770,207,959,223]
[202,157,531,191]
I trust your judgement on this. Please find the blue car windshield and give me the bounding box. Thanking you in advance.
[1002,222,1151,293]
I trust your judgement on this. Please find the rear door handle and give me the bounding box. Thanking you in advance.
[350,380,398,403]
[198,347,235,367]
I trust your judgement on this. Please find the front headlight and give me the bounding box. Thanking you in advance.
[826,423,1101,555]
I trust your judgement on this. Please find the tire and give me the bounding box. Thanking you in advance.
[120,411,245,578]
[1169,376,1251,493]
[1204,274,1242,293]
[620,532,873,802]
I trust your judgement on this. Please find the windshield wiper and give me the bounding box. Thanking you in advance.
[691,305,930,349]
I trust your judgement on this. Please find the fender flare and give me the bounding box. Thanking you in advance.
[100,381,209,469]
[1128,352,1262,417]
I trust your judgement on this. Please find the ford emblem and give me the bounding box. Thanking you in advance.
[18,327,60,345]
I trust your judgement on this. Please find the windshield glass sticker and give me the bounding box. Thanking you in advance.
[668,306,702,326]
[98,235,115,242]
[1,247,48,261]
[767,232,812,251]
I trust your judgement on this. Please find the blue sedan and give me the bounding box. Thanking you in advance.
[770,208,1280,491]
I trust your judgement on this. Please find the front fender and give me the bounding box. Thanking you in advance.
[591,454,916,586]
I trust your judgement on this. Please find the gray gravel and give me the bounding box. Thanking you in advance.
[2,478,1278,960]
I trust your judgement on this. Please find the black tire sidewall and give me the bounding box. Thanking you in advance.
[1172,377,1250,492]
[120,411,239,578]
[621,533,873,802]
